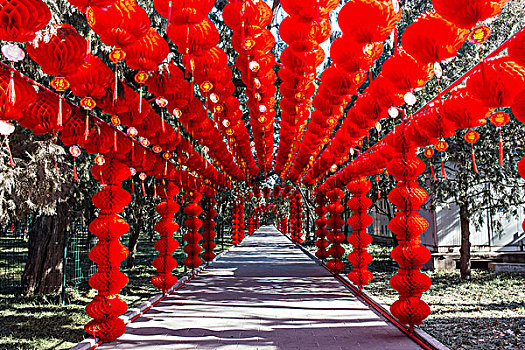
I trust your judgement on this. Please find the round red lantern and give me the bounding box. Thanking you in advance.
[0,0,51,42]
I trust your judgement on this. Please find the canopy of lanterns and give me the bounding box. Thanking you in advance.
[1,0,524,342]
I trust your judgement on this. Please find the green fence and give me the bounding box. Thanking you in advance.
[0,221,232,295]
[0,225,28,292]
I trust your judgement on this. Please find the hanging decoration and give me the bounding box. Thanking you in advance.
[85,157,131,342]
[183,187,203,269]
[464,129,480,173]
[0,0,51,42]
[326,188,345,274]
[314,192,330,261]
[289,189,303,243]
[152,180,180,292]
[386,133,431,331]
[346,177,374,289]
[231,201,242,245]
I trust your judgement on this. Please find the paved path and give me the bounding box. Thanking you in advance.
[99,226,423,350]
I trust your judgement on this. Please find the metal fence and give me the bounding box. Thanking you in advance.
[0,222,232,295]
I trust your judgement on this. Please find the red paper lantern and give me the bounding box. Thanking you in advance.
[0,0,51,42]
[511,88,525,124]
[338,0,401,44]
[402,11,468,64]
[154,0,214,25]
[0,66,36,120]
[87,0,150,48]
[281,0,339,22]
[125,28,169,72]
[433,0,508,28]
[67,56,114,98]
[66,0,113,12]
[18,91,72,134]
[508,29,525,67]
[27,24,87,77]
[466,56,525,108]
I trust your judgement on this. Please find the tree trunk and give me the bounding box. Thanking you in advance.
[22,202,68,295]
[459,203,471,279]
[127,194,146,268]
[126,226,141,268]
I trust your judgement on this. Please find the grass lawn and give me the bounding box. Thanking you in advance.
[307,242,525,350]
[363,244,525,350]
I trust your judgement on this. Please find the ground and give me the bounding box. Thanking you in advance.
[0,241,523,349]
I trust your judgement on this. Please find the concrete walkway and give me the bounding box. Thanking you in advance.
[99,226,423,350]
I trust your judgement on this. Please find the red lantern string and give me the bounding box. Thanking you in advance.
[152,181,179,291]
[231,201,241,245]
[85,157,131,342]
[386,147,431,331]
[326,188,345,274]
[183,189,203,269]
[314,193,330,261]
[346,177,374,290]
[290,189,303,243]
[202,197,217,262]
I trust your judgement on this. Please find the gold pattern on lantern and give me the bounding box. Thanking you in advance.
[468,25,490,45]
[51,77,70,91]
[80,97,96,110]
[109,48,125,63]
[200,81,213,93]
[111,115,120,126]
[134,70,148,84]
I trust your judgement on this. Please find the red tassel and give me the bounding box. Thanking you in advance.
[113,131,117,152]
[166,1,172,35]
[471,148,479,173]
[394,27,398,52]
[139,85,143,114]
[54,155,59,175]
[377,186,380,199]
[184,25,190,79]
[73,158,79,182]
[7,71,16,106]
[57,97,63,128]
[164,160,168,176]
[86,35,92,63]
[6,138,15,168]
[131,179,135,196]
[10,223,14,232]
[154,182,157,199]
[441,156,448,180]
[84,113,89,142]
[142,180,146,197]
[498,129,504,167]
[430,163,437,180]
[241,21,245,48]
[131,142,135,162]
[113,68,118,103]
